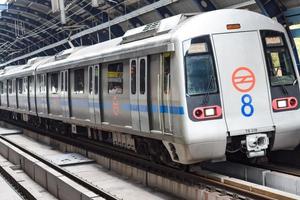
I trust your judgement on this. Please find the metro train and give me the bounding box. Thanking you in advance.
[0,9,299,165]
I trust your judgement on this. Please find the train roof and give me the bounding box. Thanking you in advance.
[0,56,54,78]
[35,9,284,73]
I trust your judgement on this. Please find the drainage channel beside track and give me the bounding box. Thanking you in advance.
[200,161,300,197]
[0,121,299,200]
[0,153,48,200]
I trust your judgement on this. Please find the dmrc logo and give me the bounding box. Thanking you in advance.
[232,67,256,117]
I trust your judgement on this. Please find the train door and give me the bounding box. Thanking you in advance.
[88,65,101,124]
[212,31,274,135]
[130,57,150,132]
[23,77,29,111]
[162,53,172,133]
[148,54,173,134]
[41,74,48,114]
[60,70,69,117]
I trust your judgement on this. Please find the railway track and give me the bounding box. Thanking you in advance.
[0,133,119,200]
[0,119,298,200]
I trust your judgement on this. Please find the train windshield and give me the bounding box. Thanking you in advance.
[183,36,218,96]
[261,30,297,86]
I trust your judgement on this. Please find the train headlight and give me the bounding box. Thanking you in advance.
[272,97,298,111]
[193,106,222,120]
[204,108,215,117]
[277,99,287,108]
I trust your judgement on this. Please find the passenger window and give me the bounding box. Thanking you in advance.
[140,59,146,95]
[108,63,123,94]
[29,76,34,93]
[130,60,136,95]
[89,67,93,94]
[65,72,68,91]
[50,73,59,94]
[23,78,27,93]
[61,72,64,91]
[0,81,3,94]
[74,68,85,93]
[261,30,296,86]
[163,53,171,94]
[37,75,42,93]
[95,66,99,95]
[7,80,12,94]
[18,78,23,94]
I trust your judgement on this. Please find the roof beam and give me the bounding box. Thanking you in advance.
[0,0,177,67]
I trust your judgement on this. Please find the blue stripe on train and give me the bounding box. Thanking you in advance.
[36,97,185,115]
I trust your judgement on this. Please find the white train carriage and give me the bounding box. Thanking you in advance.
[0,9,299,165]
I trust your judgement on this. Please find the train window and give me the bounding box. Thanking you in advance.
[7,80,12,94]
[89,67,93,94]
[108,63,123,94]
[95,66,99,95]
[29,76,34,94]
[37,75,43,92]
[163,53,171,94]
[140,59,146,95]
[61,72,64,92]
[12,80,15,93]
[23,78,27,94]
[74,68,85,93]
[50,73,59,94]
[261,30,296,86]
[183,35,218,96]
[0,81,3,94]
[65,72,68,91]
[131,60,137,95]
[17,79,23,94]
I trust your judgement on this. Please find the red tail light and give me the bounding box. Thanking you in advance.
[193,105,222,120]
[272,97,298,111]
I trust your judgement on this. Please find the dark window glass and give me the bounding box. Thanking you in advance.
[89,67,93,94]
[108,63,123,94]
[0,81,3,94]
[261,30,297,86]
[131,60,136,95]
[95,66,99,95]
[29,76,34,94]
[74,69,85,93]
[50,72,59,94]
[61,72,64,91]
[17,78,23,94]
[7,80,12,94]
[37,75,43,92]
[23,78,27,93]
[163,53,171,94]
[65,72,68,92]
[12,80,15,93]
[140,59,146,94]
[183,36,218,96]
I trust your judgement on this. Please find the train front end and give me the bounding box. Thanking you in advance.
[168,9,300,164]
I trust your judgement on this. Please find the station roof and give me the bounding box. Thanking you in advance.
[0,0,299,66]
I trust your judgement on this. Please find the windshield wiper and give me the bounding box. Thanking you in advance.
[293,79,298,85]
[280,85,289,96]
[201,75,214,106]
